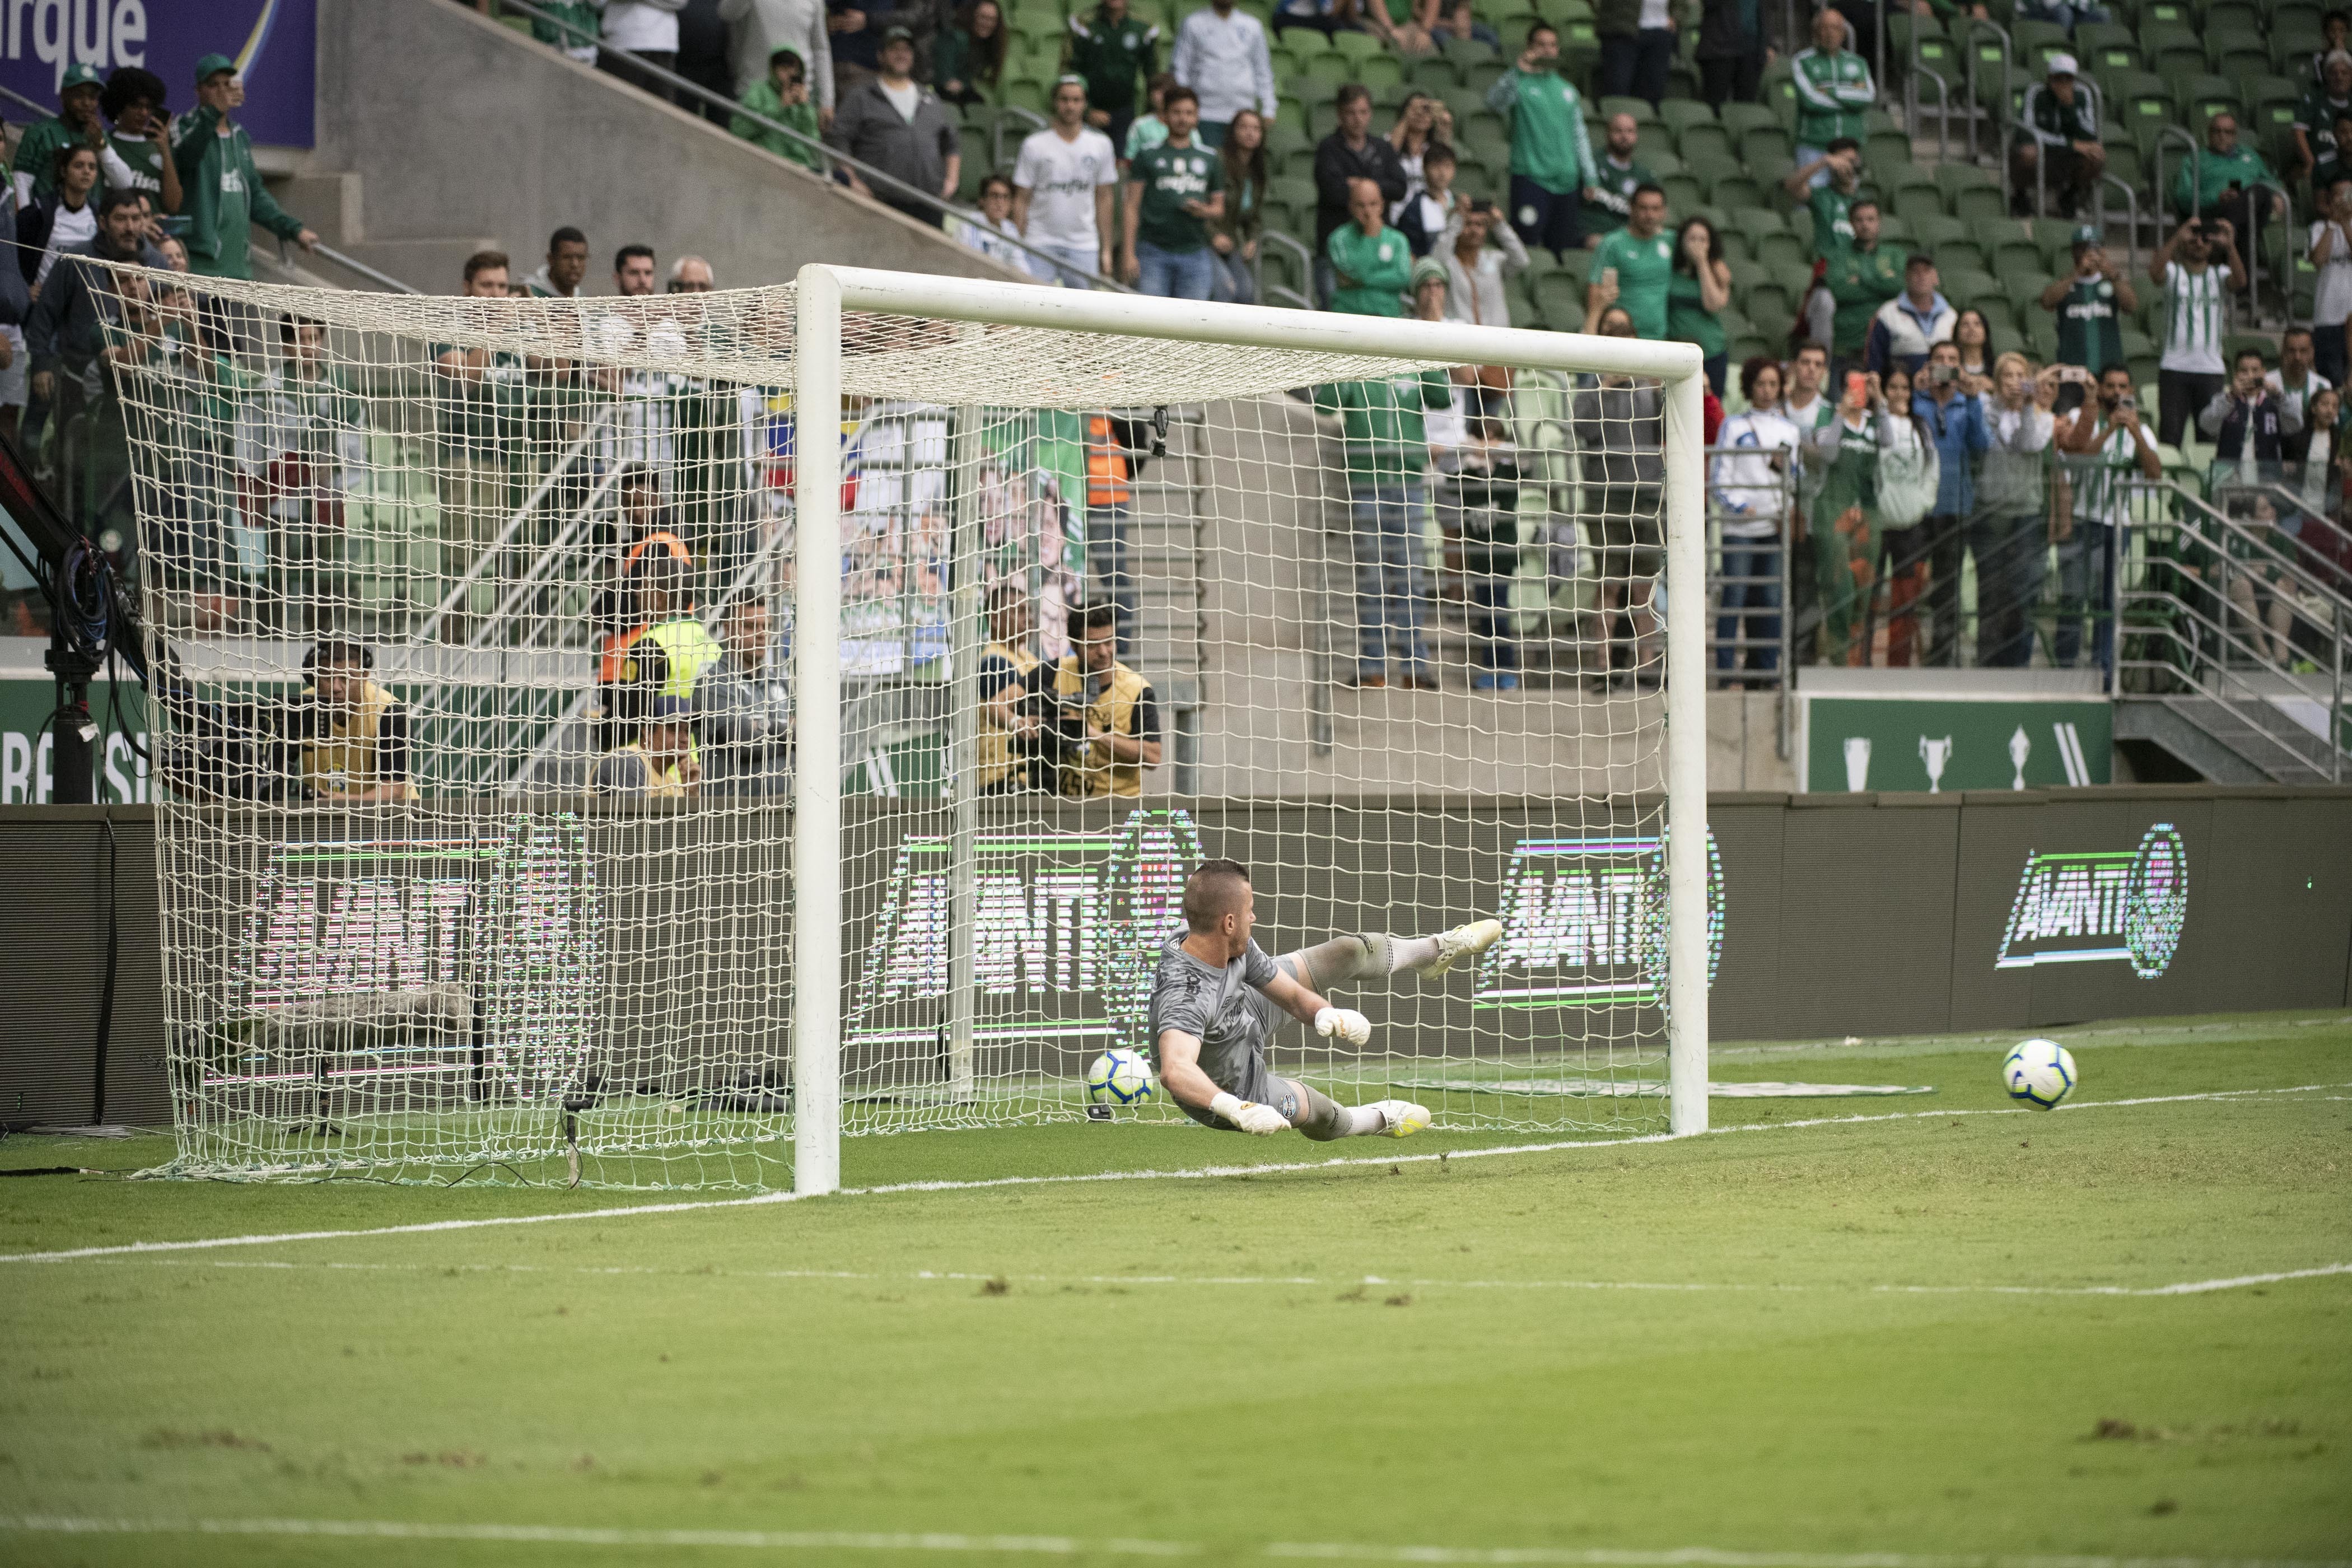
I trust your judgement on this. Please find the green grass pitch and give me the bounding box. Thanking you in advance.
[3,1011,2349,1567]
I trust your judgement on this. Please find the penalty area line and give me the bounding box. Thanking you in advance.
[2,1518,2348,1568]
[2,1081,2342,1267]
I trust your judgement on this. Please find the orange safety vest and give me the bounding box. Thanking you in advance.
[1085,414,1130,508]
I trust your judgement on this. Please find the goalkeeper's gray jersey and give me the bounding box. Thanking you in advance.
[1147,937,1285,1101]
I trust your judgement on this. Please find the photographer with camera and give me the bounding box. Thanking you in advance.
[986,600,1161,799]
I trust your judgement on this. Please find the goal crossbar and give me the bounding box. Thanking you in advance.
[790,264,1713,1196]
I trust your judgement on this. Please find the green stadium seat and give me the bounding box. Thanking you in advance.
[1599,95,1660,124]
[1356,54,1404,87]
[1645,145,1686,176]
[1738,124,1794,173]
[1659,97,1716,134]
[1936,164,2005,222]
[1706,171,1763,211]
[1285,27,1336,57]
[1677,120,1734,164]
[1408,57,1460,91]
[1876,212,1914,244]
[2207,1,2262,30]
[1332,29,1385,63]
[1888,170,1945,223]
[1532,272,1588,331]
[1662,172,1704,213]
[1441,36,1498,68]
[1863,127,1914,185]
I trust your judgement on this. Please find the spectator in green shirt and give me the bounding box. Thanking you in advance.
[933,0,1006,108]
[1784,136,1861,258]
[13,62,105,209]
[1312,362,1453,688]
[1121,85,1222,298]
[1666,214,1733,394]
[2170,113,2279,238]
[2294,50,2352,183]
[1326,177,1414,318]
[1485,22,1599,259]
[1586,184,1674,339]
[1822,195,1902,378]
[1789,7,1874,182]
[171,54,318,282]
[1581,113,1654,245]
[731,46,825,170]
[1066,0,1160,154]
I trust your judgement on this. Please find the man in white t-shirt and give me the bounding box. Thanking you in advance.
[2147,216,2243,447]
[1014,76,1119,286]
[2308,176,2352,390]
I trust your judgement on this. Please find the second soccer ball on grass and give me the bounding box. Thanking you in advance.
[2003,1038,2078,1110]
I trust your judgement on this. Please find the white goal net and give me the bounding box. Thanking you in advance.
[101,259,1708,1189]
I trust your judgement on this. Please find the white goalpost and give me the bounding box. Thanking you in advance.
[102,256,1707,1189]
[786,266,1711,1197]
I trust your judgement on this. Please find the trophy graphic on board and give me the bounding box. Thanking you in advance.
[2009,725,2031,790]
[1919,735,1953,794]
[1842,736,1872,792]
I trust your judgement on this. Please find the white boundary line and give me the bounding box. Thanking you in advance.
[1,1517,2345,1567]
[67,1256,2352,1299]
[4,1083,2342,1267]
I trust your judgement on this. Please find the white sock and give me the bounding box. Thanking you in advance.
[1387,935,1442,973]
[1342,1104,1389,1136]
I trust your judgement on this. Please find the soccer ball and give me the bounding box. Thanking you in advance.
[1084,1048,1157,1106]
[2002,1038,2078,1110]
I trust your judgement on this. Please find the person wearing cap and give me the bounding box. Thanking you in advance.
[12,63,105,209]
[1865,252,1956,377]
[827,25,959,227]
[1121,85,1222,298]
[1014,76,1119,284]
[594,694,700,799]
[1065,0,1159,154]
[2038,225,2136,380]
[1821,198,1902,381]
[730,45,824,170]
[2294,49,2352,183]
[296,641,412,806]
[170,55,316,281]
[722,0,836,129]
[2011,54,2103,219]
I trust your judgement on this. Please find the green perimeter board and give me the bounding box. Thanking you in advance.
[1802,694,2113,792]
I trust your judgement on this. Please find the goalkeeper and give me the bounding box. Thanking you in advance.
[1150,858,1501,1139]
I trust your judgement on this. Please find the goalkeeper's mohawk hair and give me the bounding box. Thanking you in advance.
[1183,858,1252,932]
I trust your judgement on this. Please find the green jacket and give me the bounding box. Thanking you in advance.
[1485,68,1598,195]
[732,80,824,170]
[1790,46,1875,147]
[13,115,103,203]
[170,104,306,279]
[1065,7,1159,115]
[1313,370,1452,483]
[2169,142,2276,218]
[1824,240,1903,354]
[1324,222,1413,317]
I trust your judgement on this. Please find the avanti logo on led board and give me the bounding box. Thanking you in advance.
[1475,828,1724,1009]
[1995,823,2188,979]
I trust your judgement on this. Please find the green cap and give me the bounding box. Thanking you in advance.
[60,63,101,92]
[194,52,237,85]
[1410,256,1449,291]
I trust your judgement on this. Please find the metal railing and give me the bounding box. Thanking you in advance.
[482,0,1131,294]
[1257,231,1315,311]
[278,236,422,295]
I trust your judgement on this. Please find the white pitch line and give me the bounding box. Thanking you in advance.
[2,1518,2347,1568]
[4,1082,2344,1267]
[60,1254,2352,1300]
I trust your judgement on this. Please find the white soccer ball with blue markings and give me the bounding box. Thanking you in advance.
[2003,1038,2077,1110]
[1084,1048,1157,1107]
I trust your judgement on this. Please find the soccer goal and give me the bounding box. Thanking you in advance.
[106,258,1709,1190]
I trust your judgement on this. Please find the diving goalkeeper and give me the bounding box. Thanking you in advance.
[1150,858,1501,1139]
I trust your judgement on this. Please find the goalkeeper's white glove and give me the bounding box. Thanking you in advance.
[1315,1006,1372,1046]
[1210,1090,1291,1136]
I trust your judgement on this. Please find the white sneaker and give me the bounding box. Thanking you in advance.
[1368,1099,1430,1138]
[1426,918,1504,976]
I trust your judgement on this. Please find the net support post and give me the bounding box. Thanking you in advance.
[1661,367,1710,1137]
[792,265,846,1196]
[944,390,986,1104]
